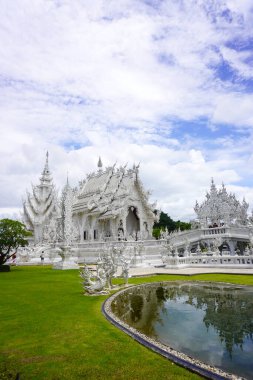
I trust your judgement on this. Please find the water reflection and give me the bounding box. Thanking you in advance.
[111,282,253,379]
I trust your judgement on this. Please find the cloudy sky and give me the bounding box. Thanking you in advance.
[1,0,253,221]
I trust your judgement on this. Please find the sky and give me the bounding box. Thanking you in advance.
[1,0,253,221]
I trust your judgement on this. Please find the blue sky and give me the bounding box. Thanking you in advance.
[0,0,253,220]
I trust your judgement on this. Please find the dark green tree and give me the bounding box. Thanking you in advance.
[154,212,176,231]
[153,211,191,239]
[0,219,32,266]
[175,220,191,231]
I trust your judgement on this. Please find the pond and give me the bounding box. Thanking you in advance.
[110,282,253,379]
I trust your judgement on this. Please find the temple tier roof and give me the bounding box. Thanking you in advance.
[72,163,156,220]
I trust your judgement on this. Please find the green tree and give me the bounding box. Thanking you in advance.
[175,220,191,231]
[152,227,161,240]
[154,211,176,231]
[0,219,32,266]
[153,211,191,238]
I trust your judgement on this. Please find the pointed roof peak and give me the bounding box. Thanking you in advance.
[42,151,49,173]
[63,171,72,193]
[40,151,52,185]
[210,177,216,191]
[97,156,103,173]
[97,156,103,171]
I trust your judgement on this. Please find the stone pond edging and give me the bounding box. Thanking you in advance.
[102,283,243,380]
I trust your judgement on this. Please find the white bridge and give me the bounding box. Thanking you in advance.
[167,225,253,254]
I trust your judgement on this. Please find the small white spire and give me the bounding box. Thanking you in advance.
[44,151,49,172]
[40,151,51,184]
[97,156,103,172]
[210,177,216,192]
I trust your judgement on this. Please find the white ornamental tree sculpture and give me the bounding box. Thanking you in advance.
[23,152,58,243]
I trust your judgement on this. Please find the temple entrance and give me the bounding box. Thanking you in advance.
[126,206,140,238]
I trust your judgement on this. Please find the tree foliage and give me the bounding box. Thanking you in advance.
[153,211,191,239]
[0,219,32,266]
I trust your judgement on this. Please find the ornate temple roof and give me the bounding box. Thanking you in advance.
[194,179,249,227]
[72,161,156,220]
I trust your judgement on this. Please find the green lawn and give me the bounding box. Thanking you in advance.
[1,266,253,380]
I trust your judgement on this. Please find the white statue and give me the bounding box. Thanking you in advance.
[212,237,222,256]
[97,244,119,289]
[80,265,107,294]
[244,246,250,256]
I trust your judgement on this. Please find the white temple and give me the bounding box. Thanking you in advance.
[19,153,253,269]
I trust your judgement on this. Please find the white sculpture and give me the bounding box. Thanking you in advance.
[212,237,222,256]
[53,179,79,270]
[196,242,201,254]
[161,242,175,265]
[184,239,190,257]
[80,242,131,294]
[119,255,130,285]
[97,250,117,289]
[80,265,107,294]
[244,246,250,256]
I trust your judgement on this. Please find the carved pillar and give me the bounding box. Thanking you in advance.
[227,240,236,256]
[111,218,117,240]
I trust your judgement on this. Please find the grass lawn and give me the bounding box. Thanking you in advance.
[1,266,253,380]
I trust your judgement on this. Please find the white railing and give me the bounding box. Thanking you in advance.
[203,227,226,236]
[164,255,253,267]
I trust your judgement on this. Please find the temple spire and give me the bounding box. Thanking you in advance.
[97,156,103,172]
[40,151,52,185]
[210,177,216,193]
[43,151,49,172]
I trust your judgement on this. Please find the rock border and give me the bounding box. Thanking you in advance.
[102,282,245,380]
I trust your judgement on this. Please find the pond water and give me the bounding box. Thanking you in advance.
[111,282,253,379]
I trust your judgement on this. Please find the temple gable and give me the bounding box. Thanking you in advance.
[72,162,158,241]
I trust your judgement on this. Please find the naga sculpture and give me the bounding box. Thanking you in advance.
[80,242,131,294]
[80,265,107,294]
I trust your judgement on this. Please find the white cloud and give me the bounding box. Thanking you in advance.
[212,93,253,127]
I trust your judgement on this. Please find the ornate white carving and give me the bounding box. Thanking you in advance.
[80,265,107,294]
[194,179,249,227]
[80,242,131,294]
[23,152,58,243]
